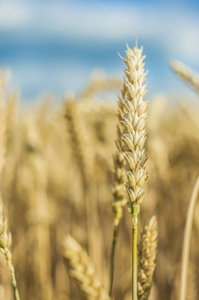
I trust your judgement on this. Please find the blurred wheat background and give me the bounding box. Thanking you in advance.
[0,66,199,300]
[0,1,199,300]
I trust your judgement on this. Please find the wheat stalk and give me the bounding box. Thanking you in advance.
[138,215,158,300]
[119,44,148,300]
[180,176,199,300]
[170,60,199,92]
[63,235,110,300]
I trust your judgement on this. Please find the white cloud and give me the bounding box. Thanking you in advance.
[0,0,198,63]
[0,0,32,28]
[169,21,199,64]
[0,0,198,53]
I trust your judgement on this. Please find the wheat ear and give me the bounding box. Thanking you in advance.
[138,215,158,300]
[63,235,110,300]
[170,60,199,92]
[180,176,199,300]
[119,44,148,300]
[109,82,127,296]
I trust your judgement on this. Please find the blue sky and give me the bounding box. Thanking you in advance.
[0,0,199,101]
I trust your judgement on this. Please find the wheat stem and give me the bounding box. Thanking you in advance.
[109,224,118,297]
[180,176,199,300]
[132,206,140,300]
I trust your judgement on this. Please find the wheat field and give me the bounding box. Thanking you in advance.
[0,44,199,300]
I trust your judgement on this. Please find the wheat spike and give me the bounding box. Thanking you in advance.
[138,215,158,300]
[120,44,148,213]
[170,60,199,92]
[63,235,110,300]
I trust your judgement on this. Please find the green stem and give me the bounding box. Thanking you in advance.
[132,206,139,300]
[109,224,119,297]
[5,249,21,300]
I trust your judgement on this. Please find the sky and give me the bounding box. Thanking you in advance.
[0,0,199,101]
